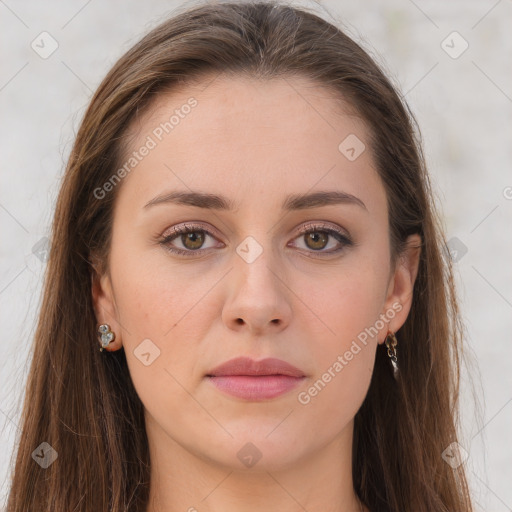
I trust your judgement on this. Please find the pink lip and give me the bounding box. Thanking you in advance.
[206,357,306,400]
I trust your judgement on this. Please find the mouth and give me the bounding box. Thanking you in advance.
[206,356,306,401]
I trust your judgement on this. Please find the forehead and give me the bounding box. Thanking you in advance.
[115,74,385,215]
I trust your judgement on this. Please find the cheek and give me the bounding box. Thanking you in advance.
[294,252,389,396]
[290,271,385,435]
[109,253,211,435]
[110,236,220,341]
[304,261,389,352]
[108,242,223,404]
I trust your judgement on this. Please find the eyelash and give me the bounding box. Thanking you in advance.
[159,222,353,257]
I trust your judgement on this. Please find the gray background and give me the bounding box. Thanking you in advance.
[1,0,511,510]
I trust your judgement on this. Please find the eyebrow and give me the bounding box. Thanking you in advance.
[143,190,367,211]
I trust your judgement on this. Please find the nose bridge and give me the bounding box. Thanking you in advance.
[234,232,281,296]
[223,231,292,332]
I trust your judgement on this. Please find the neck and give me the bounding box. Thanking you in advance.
[145,414,366,512]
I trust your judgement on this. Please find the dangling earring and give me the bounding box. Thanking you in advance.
[97,323,115,352]
[385,330,399,381]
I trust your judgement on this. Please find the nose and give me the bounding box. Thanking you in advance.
[222,248,292,336]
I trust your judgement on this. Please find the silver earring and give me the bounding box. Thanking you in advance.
[97,323,115,352]
[385,331,399,381]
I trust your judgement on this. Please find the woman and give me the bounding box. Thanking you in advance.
[6,1,474,511]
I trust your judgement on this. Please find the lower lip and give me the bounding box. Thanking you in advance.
[207,375,305,400]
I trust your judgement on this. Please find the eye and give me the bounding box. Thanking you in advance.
[290,223,353,255]
[159,222,353,257]
[159,223,223,256]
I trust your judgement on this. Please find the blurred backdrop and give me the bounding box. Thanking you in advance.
[1,0,511,510]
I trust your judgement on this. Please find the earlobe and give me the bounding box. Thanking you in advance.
[91,267,123,351]
[380,233,422,343]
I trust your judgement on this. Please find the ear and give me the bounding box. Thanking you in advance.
[91,265,123,351]
[379,233,422,344]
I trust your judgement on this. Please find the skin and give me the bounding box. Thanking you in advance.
[92,75,421,512]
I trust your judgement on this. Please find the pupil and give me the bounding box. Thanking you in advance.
[183,232,204,249]
[307,231,327,250]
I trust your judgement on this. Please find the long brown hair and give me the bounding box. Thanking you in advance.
[6,1,474,510]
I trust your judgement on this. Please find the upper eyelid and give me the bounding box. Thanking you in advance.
[161,221,221,240]
[162,221,348,239]
[296,221,349,236]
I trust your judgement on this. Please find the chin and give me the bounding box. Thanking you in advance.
[194,429,312,473]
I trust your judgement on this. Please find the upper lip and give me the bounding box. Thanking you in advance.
[207,356,305,378]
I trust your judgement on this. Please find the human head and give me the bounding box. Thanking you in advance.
[8,2,473,512]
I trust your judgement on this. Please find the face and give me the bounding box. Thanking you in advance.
[92,75,420,473]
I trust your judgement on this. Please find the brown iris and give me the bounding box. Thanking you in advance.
[181,231,205,250]
[304,231,328,250]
